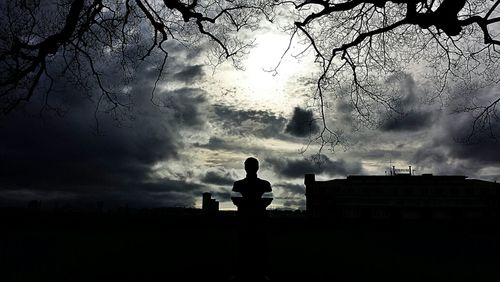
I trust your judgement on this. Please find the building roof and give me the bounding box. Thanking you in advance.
[306,174,500,187]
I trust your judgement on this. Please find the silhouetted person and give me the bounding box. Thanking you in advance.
[232,157,272,214]
[231,157,272,282]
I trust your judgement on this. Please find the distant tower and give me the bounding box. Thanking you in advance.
[202,192,219,213]
[202,192,211,210]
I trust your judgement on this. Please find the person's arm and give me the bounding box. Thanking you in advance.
[262,181,273,198]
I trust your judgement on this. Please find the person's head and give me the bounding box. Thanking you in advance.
[244,157,259,175]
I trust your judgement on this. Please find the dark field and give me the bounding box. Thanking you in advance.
[2,210,500,282]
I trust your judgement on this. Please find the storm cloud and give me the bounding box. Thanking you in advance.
[266,155,363,179]
[212,105,287,138]
[410,87,500,179]
[422,112,500,167]
[379,72,434,132]
[285,107,319,137]
[200,168,235,186]
[2,22,500,212]
[381,110,433,132]
[0,49,210,208]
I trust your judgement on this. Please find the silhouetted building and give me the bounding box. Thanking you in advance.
[305,173,500,223]
[202,192,219,213]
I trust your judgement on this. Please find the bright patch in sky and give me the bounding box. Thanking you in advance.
[243,33,295,100]
[215,30,312,113]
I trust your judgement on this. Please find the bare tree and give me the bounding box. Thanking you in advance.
[274,0,500,151]
[1,1,500,146]
[0,0,271,116]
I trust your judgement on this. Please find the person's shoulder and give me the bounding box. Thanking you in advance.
[232,179,246,191]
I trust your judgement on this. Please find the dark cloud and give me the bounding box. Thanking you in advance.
[0,177,206,209]
[360,149,403,160]
[172,65,204,83]
[201,169,234,186]
[334,101,357,127]
[411,99,500,177]
[435,112,500,165]
[285,107,319,137]
[212,105,287,138]
[379,72,435,132]
[448,140,500,165]
[162,87,208,127]
[0,55,209,208]
[380,110,433,131]
[266,155,363,179]
[412,146,449,167]
[429,86,500,167]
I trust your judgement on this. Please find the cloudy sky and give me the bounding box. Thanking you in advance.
[1,7,500,211]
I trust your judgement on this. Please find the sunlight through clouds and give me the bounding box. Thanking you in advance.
[3,1,500,213]
[213,28,315,114]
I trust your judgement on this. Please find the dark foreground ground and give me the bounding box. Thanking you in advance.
[2,209,500,282]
